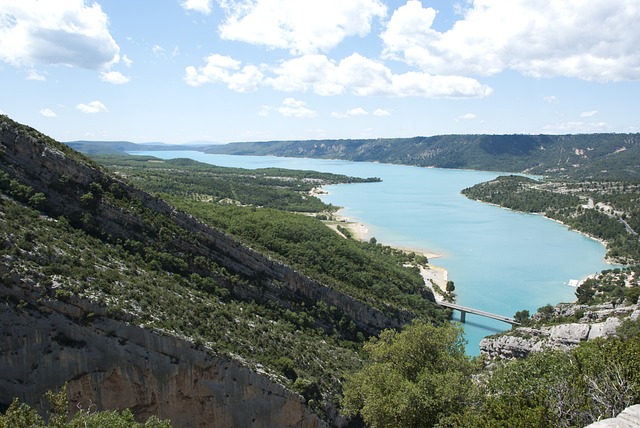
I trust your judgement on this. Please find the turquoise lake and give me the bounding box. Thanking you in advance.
[131,151,612,354]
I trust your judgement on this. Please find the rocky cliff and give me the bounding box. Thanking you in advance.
[1,276,323,427]
[480,302,640,360]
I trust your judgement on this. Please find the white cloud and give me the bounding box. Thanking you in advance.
[331,107,368,119]
[457,113,476,120]
[76,100,108,114]
[548,121,609,133]
[121,54,133,67]
[219,0,386,55]
[100,71,130,84]
[373,108,391,117]
[278,98,316,118]
[39,108,56,117]
[0,0,119,70]
[258,105,272,117]
[391,71,492,98]
[181,0,213,15]
[152,45,165,56]
[267,55,344,95]
[580,110,599,118]
[382,0,640,82]
[187,51,492,98]
[184,54,263,92]
[26,69,45,80]
[544,95,559,104]
[266,53,492,98]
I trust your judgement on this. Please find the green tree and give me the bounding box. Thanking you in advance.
[514,309,530,326]
[341,321,475,428]
[0,385,172,428]
[445,280,455,293]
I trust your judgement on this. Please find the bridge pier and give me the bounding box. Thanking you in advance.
[460,310,466,323]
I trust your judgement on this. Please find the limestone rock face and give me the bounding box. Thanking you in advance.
[480,303,638,360]
[547,323,590,345]
[0,280,324,428]
[585,404,640,428]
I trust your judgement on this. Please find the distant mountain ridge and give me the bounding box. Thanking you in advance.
[68,133,640,180]
[203,134,640,180]
[65,140,205,155]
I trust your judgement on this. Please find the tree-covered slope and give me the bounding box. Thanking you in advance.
[0,115,444,424]
[462,176,640,264]
[203,133,640,180]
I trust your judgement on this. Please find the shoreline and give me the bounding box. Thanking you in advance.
[474,198,618,265]
[327,209,450,302]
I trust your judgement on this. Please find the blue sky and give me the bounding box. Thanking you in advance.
[1,0,639,144]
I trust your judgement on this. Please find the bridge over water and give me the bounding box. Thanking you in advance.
[438,301,520,326]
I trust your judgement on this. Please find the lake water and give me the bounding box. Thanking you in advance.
[131,151,612,354]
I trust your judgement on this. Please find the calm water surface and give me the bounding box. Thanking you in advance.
[132,151,611,354]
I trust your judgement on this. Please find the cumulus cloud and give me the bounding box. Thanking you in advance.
[266,53,491,98]
[100,71,130,84]
[76,100,108,114]
[188,52,492,98]
[278,98,316,118]
[0,0,119,70]
[258,105,272,117]
[548,121,609,133]
[181,0,213,15]
[544,96,559,104]
[219,0,386,55]
[457,113,476,120]
[373,108,391,117]
[27,69,45,81]
[121,54,133,67]
[331,107,368,119]
[267,55,344,95]
[382,0,640,82]
[184,54,263,92]
[39,108,56,117]
[580,110,599,117]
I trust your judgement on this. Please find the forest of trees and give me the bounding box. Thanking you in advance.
[341,318,640,427]
[462,175,640,264]
[202,133,640,180]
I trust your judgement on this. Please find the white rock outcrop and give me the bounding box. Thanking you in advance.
[585,404,640,428]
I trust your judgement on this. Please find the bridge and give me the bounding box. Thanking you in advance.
[438,301,520,326]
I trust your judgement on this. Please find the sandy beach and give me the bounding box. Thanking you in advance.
[420,265,449,302]
[327,209,451,301]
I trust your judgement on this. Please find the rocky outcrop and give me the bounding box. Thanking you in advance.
[1,278,324,427]
[585,405,640,428]
[480,303,639,360]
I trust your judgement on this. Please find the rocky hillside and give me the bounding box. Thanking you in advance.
[1,117,397,333]
[480,301,640,360]
[0,115,439,425]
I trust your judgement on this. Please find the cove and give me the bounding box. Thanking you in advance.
[131,151,612,354]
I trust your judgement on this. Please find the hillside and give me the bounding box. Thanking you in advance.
[0,115,444,426]
[202,134,640,180]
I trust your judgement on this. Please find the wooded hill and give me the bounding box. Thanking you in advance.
[202,133,640,180]
[0,115,444,425]
[69,133,640,181]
